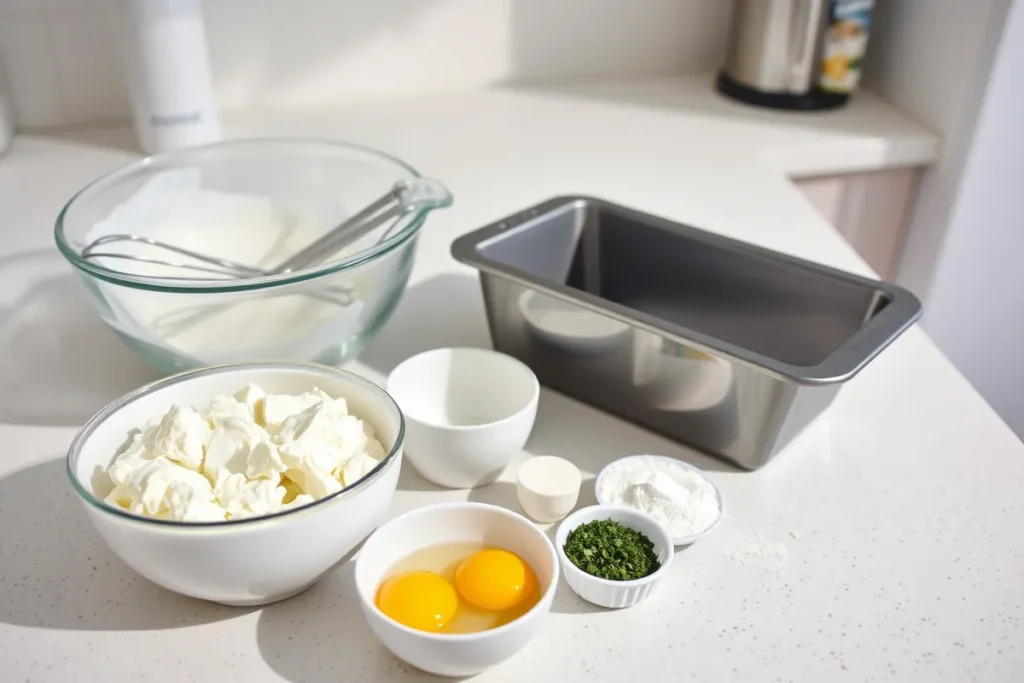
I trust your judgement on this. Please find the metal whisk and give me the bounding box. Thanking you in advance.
[79,179,424,281]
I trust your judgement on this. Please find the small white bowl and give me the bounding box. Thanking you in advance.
[594,455,724,546]
[354,502,558,677]
[555,505,673,609]
[66,362,404,607]
[516,455,582,523]
[386,347,539,489]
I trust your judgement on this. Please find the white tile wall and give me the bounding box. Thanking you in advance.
[0,13,64,127]
[0,0,733,130]
[49,9,130,122]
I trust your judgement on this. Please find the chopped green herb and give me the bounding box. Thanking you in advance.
[563,518,661,581]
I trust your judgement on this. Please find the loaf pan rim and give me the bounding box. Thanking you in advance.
[451,195,922,386]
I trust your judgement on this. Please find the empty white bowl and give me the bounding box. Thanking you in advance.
[66,362,404,607]
[594,455,724,546]
[386,347,539,489]
[354,501,559,677]
[555,505,673,609]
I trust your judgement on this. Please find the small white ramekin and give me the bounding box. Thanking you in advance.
[386,347,539,489]
[555,505,674,609]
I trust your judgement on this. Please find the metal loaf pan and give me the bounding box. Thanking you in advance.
[451,196,922,470]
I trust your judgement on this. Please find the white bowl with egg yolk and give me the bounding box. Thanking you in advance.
[65,362,404,607]
[354,501,559,677]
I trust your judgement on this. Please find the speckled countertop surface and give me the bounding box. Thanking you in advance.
[2,81,1022,683]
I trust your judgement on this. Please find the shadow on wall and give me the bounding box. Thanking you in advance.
[507,0,732,82]
[505,1,928,146]
[205,0,888,152]
[0,249,160,427]
[203,0,734,109]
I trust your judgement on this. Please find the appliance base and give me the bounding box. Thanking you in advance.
[716,73,848,111]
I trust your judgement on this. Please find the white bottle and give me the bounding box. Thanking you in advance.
[117,0,221,155]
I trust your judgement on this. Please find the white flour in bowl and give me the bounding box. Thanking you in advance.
[597,455,721,538]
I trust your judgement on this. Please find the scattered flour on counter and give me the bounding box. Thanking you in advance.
[728,534,789,575]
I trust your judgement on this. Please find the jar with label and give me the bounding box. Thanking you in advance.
[820,0,875,94]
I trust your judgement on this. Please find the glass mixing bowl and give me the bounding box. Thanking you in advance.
[54,139,452,374]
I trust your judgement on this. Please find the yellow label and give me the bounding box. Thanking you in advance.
[820,1,873,94]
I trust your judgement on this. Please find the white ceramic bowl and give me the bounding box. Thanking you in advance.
[594,454,724,546]
[355,502,559,677]
[386,347,539,489]
[66,362,404,607]
[555,505,673,609]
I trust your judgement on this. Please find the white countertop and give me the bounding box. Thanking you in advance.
[4,78,1022,683]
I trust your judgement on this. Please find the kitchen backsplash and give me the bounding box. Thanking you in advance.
[0,0,733,130]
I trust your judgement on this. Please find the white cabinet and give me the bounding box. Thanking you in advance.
[793,167,923,279]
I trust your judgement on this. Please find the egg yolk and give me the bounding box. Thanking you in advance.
[376,570,458,632]
[454,549,536,611]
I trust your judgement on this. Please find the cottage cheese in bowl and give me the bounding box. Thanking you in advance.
[67,362,404,606]
[104,383,386,521]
